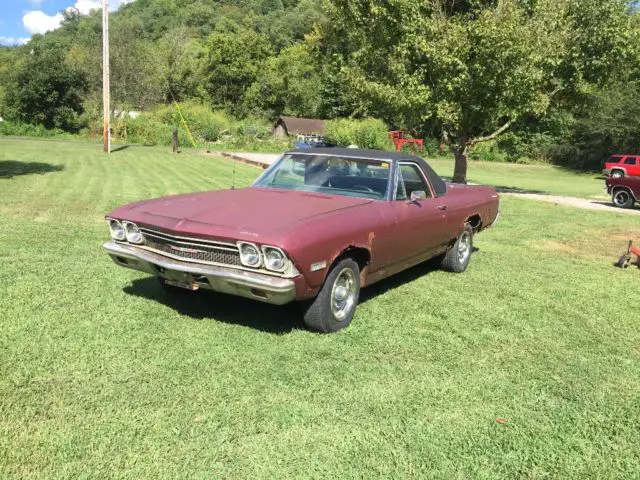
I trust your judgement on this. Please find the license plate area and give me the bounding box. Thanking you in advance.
[163,279,200,291]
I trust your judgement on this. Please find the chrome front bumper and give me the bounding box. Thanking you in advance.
[104,241,297,305]
[603,169,611,176]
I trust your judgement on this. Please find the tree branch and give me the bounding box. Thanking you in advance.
[469,120,513,146]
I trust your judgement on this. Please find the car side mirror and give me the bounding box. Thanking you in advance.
[410,190,427,202]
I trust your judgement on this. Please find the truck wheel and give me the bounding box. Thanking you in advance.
[442,224,474,273]
[302,258,360,333]
[611,170,625,179]
[612,189,634,209]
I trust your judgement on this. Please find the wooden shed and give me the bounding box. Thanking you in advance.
[272,116,327,138]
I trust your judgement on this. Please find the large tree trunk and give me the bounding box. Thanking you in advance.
[452,137,469,184]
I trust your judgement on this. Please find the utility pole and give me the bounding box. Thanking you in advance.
[102,0,110,153]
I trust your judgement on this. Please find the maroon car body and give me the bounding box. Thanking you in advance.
[104,148,499,332]
[607,176,640,209]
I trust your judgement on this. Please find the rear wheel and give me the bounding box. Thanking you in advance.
[611,170,625,179]
[442,225,474,273]
[612,189,635,209]
[302,258,360,333]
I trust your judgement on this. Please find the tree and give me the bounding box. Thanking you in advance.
[325,0,634,182]
[3,38,88,130]
[205,24,273,113]
[243,38,324,117]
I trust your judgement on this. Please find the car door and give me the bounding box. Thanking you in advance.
[627,156,640,176]
[387,162,450,264]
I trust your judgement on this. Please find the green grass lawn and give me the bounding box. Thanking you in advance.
[428,157,607,199]
[1,137,639,478]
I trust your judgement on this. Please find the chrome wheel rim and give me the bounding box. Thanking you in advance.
[457,231,472,264]
[614,191,630,206]
[612,171,623,178]
[330,268,357,321]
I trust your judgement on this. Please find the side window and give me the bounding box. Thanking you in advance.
[624,156,637,165]
[610,156,623,164]
[396,164,432,200]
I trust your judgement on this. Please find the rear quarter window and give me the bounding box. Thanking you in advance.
[609,156,623,164]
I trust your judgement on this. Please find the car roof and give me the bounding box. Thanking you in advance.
[284,147,448,197]
[285,147,423,162]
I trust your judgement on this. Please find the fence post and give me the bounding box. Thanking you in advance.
[172,128,179,153]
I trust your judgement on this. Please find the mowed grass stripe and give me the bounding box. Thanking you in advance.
[0,138,639,478]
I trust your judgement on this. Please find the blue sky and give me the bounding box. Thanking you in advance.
[0,0,133,46]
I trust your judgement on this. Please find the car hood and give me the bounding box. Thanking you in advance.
[109,187,373,242]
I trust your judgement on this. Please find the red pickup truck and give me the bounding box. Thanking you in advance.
[607,176,640,209]
[603,155,640,178]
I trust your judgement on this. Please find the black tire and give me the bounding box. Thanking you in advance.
[441,224,474,273]
[302,258,361,333]
[612,189,635,209]
[611,170,625,179]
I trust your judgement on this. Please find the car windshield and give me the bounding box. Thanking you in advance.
[253,154,391,200]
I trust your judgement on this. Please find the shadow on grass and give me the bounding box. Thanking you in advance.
[124,277,304,334]
[110,145,131,153]
[0,160,64,179]
[123,252,476,333]
[493,185,547,195]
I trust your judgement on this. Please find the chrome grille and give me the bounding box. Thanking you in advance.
[139,229,242,267]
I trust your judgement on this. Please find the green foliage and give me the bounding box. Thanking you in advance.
[243,39,324,118]
[325,118,394,150]
[0,121,74,139]
[324,0,634,181]
[205,25,273,112]
[3,38,88,131]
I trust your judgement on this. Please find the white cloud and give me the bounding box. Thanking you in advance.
[22,0,135,35]
[23,10,63,35]
[0,36,31,46]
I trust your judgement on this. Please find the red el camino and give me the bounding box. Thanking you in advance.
[104,148,500,332]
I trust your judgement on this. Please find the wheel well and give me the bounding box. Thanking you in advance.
[611,168,625,174]
[465,214,483,232]
[334,246,371,272]
[613,186,636,201]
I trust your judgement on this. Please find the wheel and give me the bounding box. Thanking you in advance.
[611,170,625,179]
[612,189,634,209]
[442,224,474,273]
[616,255,630,268]
[302,258,360,333]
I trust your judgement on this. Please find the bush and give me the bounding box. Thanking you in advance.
[154,101,233,142]
[325,118,394,150]
[0,121,74,139]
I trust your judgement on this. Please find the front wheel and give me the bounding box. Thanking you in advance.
[611,170,625,179]
[442,225,474,273]
[302,258,361,333]
[612,189,635,209]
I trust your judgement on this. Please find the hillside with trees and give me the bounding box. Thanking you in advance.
[1,0,639,181]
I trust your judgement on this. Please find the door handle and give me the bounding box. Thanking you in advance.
[437,205,448,211]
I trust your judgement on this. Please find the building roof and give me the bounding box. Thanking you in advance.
[274,116,327,136]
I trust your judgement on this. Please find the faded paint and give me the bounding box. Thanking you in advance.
[107,153,500,302]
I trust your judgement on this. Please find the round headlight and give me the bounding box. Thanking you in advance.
[263,246,286,272]
[124,222,144,244]
[238,242,261,267]
[108,219,125,241]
